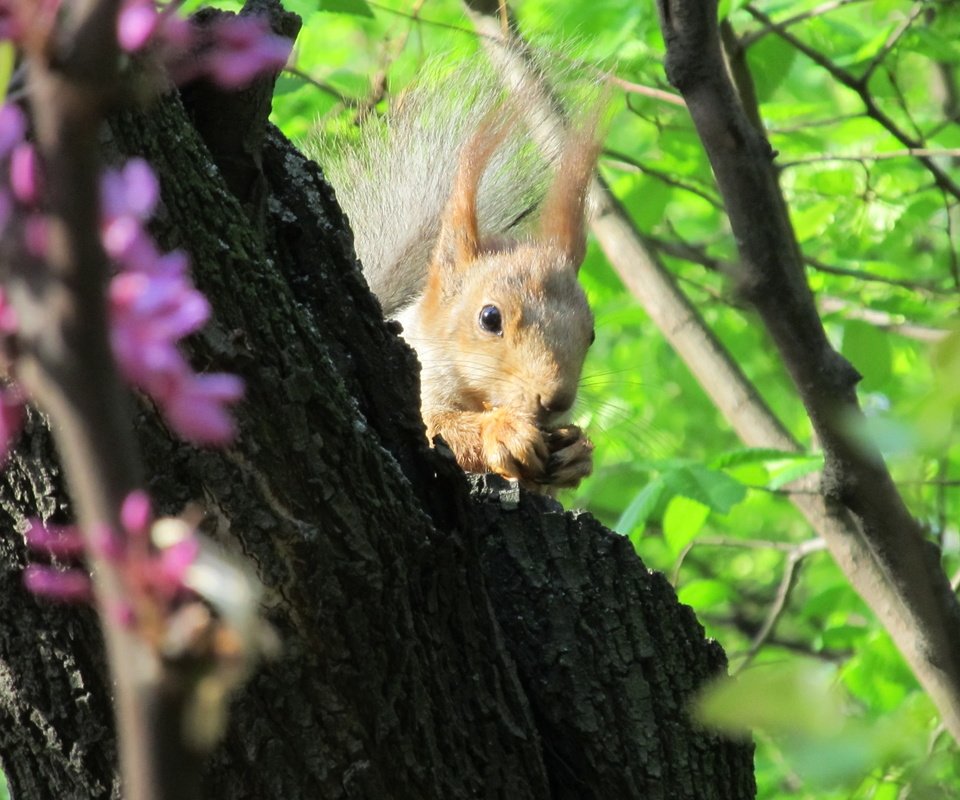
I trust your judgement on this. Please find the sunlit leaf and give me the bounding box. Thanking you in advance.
[663,494,710,554]
[841,320,892,391]
[697,661,845,737]
[320,0,374,17]
[678,578,733,608]
[615,478,665,536]
[0,43,13,100]
[662,464,747,513]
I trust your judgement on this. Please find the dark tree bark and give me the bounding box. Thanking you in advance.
[0,10,755,797]
[657,0,960,741]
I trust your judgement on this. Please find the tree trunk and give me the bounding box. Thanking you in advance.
[0,24,755,798]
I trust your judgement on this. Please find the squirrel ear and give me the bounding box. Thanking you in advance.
[433,107,516,271]
[537,116,602,272]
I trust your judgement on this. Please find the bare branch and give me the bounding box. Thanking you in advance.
[743,3,960,202]
[738,0,870,49]
[604,149,723,208]
[817,296,949,343]
[804,255,949,295]
[779,147,960,167]
[658,0,960,743]
[735,538,828,672]
[860,2,925,84]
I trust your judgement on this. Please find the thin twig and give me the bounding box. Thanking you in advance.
[860,2,925,84]
[734,538,828,673]
[744,3,960,202]
[604,149,722,208]
[779,147,960,167]
[739,0,869,49]
[805,255,949,295]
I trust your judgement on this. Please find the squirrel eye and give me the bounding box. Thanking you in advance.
[589,328,596,346]
[478,304,503,336]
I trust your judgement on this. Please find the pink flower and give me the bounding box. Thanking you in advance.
[23,213,49,258]
[24,564,92,602]
[24,519,85,557]
[120,489,152,538]
[164,372,244,445]
[101,158,159,222]
[109,272,210,392]
[0,104,26,158]
[117,0,158,53]
[204,17,292,89]
[158,537,200,590]
[24,490,204,614]
[9,143,40,205]
[0,386,24,464]
[108,265,243,445]
[0,286,18,334]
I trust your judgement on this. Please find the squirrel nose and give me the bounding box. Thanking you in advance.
[538,392,574,418]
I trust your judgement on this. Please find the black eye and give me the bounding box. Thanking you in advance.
[589,328,596,346]
[479,304,503,336]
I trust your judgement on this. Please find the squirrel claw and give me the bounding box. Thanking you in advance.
[542,425,594,488]
[482,409,549,482]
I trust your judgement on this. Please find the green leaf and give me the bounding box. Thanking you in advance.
[791,199,837,243]
[840,412,917,459]
[746,35,797,101]
[821,622,868,650]
[663,495,710,554]
[709,448,813,469]
[614,478,665,535]
[0,43,13,100]
[282,0,320,19]
[273,74,309,97]
[841,320,892,391]
[678,578,734,608]
[326,68,374,97]
[766,455,823,490]
[662,464,747,513]
[319,0,374,16]
[697,661,845,737]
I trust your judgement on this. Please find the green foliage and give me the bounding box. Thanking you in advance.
[270,0,960,796]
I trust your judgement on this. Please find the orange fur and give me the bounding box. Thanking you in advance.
[392,100,603,491]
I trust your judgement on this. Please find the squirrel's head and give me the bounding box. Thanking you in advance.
[419,242,594,426]
[410,103,601,425]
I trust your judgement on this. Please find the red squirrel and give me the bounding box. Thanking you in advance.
[325,67,601,490]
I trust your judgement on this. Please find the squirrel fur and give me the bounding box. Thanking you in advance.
[323,63,601,490]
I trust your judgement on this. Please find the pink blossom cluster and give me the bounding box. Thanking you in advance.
[103,158,244,445]
[24,491,200,618]
[0,105,243,451]
[0,0,291,607]
[0,105,32,461]
[117,1,293,89]
[0,1,292,91]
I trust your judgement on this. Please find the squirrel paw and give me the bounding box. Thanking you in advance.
[480,408,550,483]
[542,425,594,488]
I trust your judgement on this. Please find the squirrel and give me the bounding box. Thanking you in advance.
[323,66,601,491]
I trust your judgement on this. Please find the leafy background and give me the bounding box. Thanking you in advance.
[257,0,959,796]
[27,1,960,798]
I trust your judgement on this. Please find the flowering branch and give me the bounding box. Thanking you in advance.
[0,0,292,797]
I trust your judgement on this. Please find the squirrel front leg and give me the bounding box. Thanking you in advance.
[426,407,550,486]
[426,409,594,490]
[544,425,594,488]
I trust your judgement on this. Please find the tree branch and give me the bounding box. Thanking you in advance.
[743,2,960,202]
[13,1,173,797]
[657,0,960,743]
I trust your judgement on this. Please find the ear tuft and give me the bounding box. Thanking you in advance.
[432,105,519,271]
[537,109,604,271]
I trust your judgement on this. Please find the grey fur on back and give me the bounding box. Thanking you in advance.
[319,61,560,317]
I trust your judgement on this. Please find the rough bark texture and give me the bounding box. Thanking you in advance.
[0,12,755,797]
